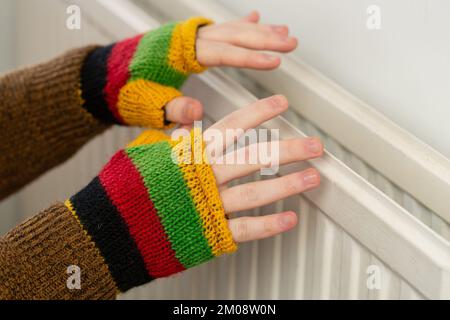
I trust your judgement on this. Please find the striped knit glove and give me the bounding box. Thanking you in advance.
[80,17,212,128]
[64,129,237,293]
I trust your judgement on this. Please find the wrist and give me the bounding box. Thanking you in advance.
[65,129,236,293]
[78,17,212,127]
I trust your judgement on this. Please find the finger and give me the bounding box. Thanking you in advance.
[196,39,281,69]
[240,11,260,23]
[165,96,204,124]
[205,95,288,152]
[228,211,297,243]
[117,79,182,128]
[198,23,297,52]
[221,168,320,213]
[213,137,324,185]
[269,25,289,37]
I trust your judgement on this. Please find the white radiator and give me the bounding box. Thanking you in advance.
[1,0,449,300]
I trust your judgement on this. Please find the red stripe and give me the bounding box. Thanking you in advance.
[99,150,185,278]
[104,34,144,124]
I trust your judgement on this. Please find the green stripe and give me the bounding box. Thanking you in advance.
[129,22,187,88]
[126,142,213,268]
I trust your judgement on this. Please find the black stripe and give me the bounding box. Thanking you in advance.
[80,44,119,124]
[70,176,152,292]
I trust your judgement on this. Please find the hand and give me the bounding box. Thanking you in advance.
[135,94,322,243]
[182,95,322,242]
[84,12,297,129]
[165,11,298,125]
[67,95,322,285]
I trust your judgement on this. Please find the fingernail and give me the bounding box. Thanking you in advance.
[282,36,296,43]
[272,25,288,35]
[303,170,319,187]
[279,213,296,229]
[272,94,287,107]
[307,138,322,154]
[263,54,278,61]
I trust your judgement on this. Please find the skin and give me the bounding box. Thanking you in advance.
[164,11,298,125]
[172,95,324,243]
[163,12,322,243]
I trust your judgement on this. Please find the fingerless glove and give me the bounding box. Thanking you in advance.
[64,129,236,293]
[80,17,212,128]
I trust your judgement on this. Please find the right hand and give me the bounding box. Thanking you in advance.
[133,94,323,244]
[194,95,323,242]
[67,95,323,285]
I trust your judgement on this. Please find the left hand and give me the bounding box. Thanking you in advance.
[165,11,298,125]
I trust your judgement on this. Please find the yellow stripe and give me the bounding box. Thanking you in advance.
[116,79,181,129]
[127,129,237,256]
[127,129,170,148]
[170,129,237,256]
[168,17,213,75]
[64,199,89,238]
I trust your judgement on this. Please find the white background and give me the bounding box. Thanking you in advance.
[218,0,450,159]
[0,0,14,72]
[0,0,449,158]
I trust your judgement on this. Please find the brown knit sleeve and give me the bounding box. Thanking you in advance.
[0,47,110,201]
[0,202,118,299]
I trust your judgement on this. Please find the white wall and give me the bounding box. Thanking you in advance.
[0,0,17,232]
[218,0,450,159]
[0,0,15,72]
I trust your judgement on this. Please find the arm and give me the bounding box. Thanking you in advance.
[0,17,212,200]
[0,13,297,200]
[0,128,234,299]
[0,46,107,200]
[0,96,323,299]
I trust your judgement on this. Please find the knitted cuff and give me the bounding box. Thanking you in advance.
[0,203,117,299]
[0,46,109,201]
[80,17,213,127]
[65,129,236,293]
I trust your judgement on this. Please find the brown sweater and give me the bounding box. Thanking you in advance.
[0,17,236,300]
[0,47,116,299]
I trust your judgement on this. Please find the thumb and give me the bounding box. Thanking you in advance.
[117,79,183,129]
[165,96,204,125]
[241,11,260,23]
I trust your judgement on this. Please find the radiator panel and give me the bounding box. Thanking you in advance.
[286,108,450,242]
[120,193,425,300]
[222,69,450,242]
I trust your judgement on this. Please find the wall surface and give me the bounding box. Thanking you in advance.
[218,0,450,159]
[0,0,15,72]
[0,0,17,229]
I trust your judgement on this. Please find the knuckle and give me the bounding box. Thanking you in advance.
[214,120,229,135]
[244,52,257,68]
[235,220,249,240]
[219,113,238,131]
[284,174,302,193]
[240,185,258,202]
[284,139,300,159]
[236,32,251,45]
[263,219,274,235]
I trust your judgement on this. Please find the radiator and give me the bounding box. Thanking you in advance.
[1,0,449,300]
